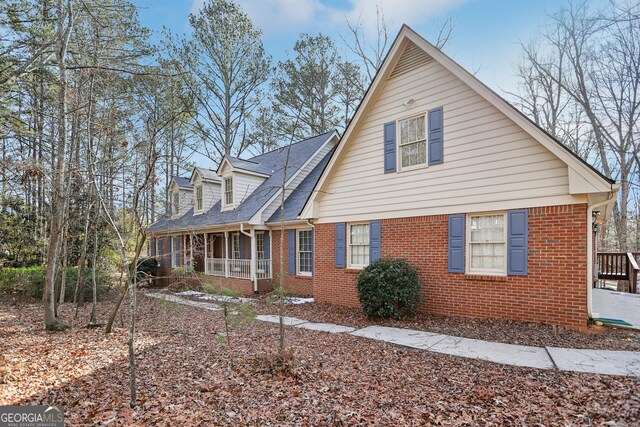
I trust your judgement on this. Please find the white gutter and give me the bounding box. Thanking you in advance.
[239,223,257,293]
[586,190,617,319]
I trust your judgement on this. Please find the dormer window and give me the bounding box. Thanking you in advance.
[195,185,203,211]
[173,191,180,215]
[224,177,233,207]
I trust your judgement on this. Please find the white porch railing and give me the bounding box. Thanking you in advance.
[205,258,225,276]
[256,259,271,280]
[205,258,271,280]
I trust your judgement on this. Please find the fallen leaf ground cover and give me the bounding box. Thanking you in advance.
[255,299,640,351]
[1,292,639,426]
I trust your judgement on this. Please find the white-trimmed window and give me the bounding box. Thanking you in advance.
[156,239,162,267]
[297,229,313,275]
[173,191,180,215]
[348,223,369,268]
[171,237,179,268]
[399,115,426,168]
[224,177,234,207]
[231,232,240,259]
[468,213,507,275]
[256,233,265,261]
[195,185,203,211]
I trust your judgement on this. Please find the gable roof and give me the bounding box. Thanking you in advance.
[148,130,337,233]
[268,146,335,223]
[191,167,220,183]
[300,25,616,219]
[171,176,193,190]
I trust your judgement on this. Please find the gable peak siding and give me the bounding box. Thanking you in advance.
[315,56,573,223]
[390,40,434,79]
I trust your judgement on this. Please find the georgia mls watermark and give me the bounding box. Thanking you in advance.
[0,406,64,427]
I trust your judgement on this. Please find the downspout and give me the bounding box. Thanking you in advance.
[240,223,257,293]
[586,190,617,319]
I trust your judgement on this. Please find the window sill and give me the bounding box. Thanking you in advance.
[397,163,428,173]
[464,273,507,282]
[297,272,312,277]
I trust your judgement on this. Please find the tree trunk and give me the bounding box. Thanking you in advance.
[44,0,72,330]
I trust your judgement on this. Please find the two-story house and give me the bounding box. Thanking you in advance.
[148,130,338,296]
[300,26,618,330]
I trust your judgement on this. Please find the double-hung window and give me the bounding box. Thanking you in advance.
[171,237,179,268]
[195,185,203,211]
[224,177,234,207]
[156,239,162,267]
[399,115,426,168]
[348,223,369,268]
[256,233,265,261]
[231,232,240,260]
[297,229,313,275]
[173,191,180,215]
[468,213,506,274]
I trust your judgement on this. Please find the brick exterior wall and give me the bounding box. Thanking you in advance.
[270,230,314,297]
[314,204,589,330]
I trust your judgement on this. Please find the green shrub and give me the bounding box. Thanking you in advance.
[0,266,110,302]
[356,258,421,319]
[130,257,158,281]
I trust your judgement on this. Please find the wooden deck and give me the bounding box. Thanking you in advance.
[596,252,639,294]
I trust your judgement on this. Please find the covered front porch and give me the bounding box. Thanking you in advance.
[181,229,272,283]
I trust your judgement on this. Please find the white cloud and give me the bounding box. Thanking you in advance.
[190,0,467,37]
[335,0,468,33]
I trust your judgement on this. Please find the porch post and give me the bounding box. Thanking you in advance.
[190,233,193,268]
[250,230,257,292]
[224,231,229,278]
[204,232,208,274]
[268,230,273,280]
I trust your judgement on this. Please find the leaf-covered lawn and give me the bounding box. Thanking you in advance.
[1,293,639,426]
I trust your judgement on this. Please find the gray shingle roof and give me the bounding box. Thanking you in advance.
[172,176,193,189]
[193,167,220,182]
[268,147,334,223]
[148,131,336,233]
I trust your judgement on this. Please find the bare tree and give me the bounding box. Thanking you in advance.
[342,6,455,81]
[514,0,640,250]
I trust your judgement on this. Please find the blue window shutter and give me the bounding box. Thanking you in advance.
[369,220,381,263]
[335,223,346,268]
[150,238,155,257]
[507,209,529,275]
[288,230,296,275]
[239,234,245,259]
[428,107,444,165]
[448,214,465,273]
[383,122,396,173]
[263,233,270,260]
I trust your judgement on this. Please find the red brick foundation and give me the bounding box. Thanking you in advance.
[314,204,588,330]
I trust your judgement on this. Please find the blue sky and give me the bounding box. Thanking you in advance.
[132,0,595,96]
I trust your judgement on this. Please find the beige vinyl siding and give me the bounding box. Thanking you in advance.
[191,174,221,213]
[260,141,335,223]
[315,58,576,224]
[178,189,193,216]
[234,172,265,205]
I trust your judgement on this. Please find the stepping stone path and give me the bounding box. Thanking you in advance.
[146,292,640,377]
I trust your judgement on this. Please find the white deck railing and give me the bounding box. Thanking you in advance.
[205,258,271,280]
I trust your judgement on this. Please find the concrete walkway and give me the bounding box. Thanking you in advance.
[146,292,640,377]
[593,288,640,330]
